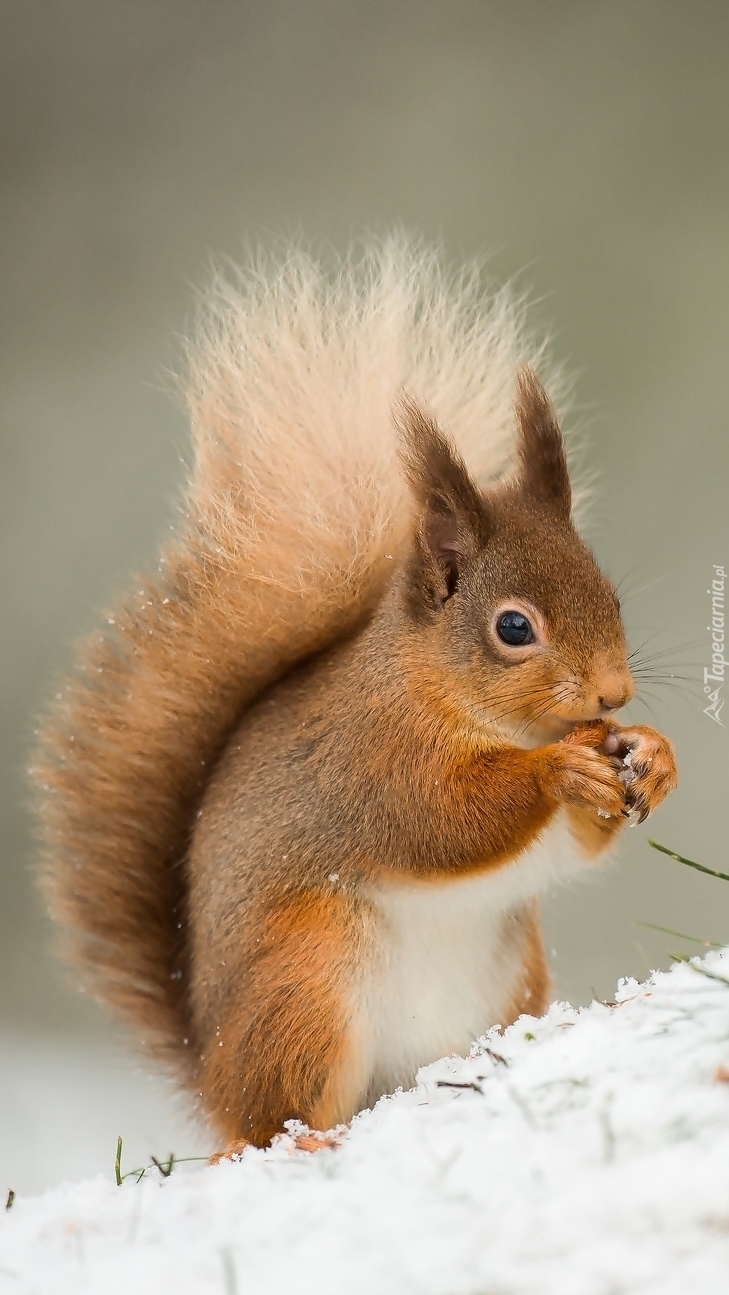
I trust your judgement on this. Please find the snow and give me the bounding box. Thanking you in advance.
[3,953,729,1294]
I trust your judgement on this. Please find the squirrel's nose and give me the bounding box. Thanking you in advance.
[596,673,634,712]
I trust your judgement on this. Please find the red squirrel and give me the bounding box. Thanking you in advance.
[33,236,677,1158]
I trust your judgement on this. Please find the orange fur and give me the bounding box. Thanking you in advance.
[198,891,369,1147]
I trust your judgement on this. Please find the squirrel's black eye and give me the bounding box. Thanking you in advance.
[496,611,535,646]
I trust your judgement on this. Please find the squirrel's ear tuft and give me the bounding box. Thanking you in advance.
[396,394,489,608]
[514,366,571,519]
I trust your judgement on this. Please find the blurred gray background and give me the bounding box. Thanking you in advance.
[2,0,728,1194]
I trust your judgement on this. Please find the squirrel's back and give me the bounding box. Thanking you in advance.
[32,234,559,1078]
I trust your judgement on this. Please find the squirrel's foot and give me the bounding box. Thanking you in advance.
[290,1130,343,1153]
[602,723,678,824]
[562,719,678,824]
[209,1137,250,1164]
[547,738,625,818]
[561,718,617,752]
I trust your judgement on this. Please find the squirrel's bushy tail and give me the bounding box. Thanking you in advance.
[33,233,554,1074]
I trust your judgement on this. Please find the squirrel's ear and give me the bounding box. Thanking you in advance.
[514,366,571,519]
[396,394,489,607]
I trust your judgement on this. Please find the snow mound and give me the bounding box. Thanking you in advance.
[3,953,729,1295]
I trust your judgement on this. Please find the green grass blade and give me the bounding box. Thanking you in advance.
[669,951,729,986]
[121,1153,211,1183]
[648,840,729,883]
[635,921,723,948]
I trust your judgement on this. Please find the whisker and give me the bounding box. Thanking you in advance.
[634,687,682,719]
[629,678,699,688]
[615,559,654,600]
[632,694,659,723]
[630,669,696,683]
[490,686,572,730]
[485,684,563,718]
[619,571,671,602]
[627,636,705,662]
[629,655,703,672]
[508,688,574,740]
[629,642,709,663]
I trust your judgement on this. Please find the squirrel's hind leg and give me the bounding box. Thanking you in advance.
[199,889,372,1153]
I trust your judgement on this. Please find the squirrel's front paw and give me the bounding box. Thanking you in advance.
[546,743,626,817]
[601,724,678,824]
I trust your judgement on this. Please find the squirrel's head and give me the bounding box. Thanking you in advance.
[398,368,633,743]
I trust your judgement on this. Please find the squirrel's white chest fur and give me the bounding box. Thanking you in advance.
[359,811,587,1104]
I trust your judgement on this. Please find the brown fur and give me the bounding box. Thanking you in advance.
[32,237,678,1149]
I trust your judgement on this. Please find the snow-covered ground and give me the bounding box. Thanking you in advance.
[3,952,729,1295]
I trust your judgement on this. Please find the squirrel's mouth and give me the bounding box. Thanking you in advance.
[530,714,577,742]
[487,710,577,749]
